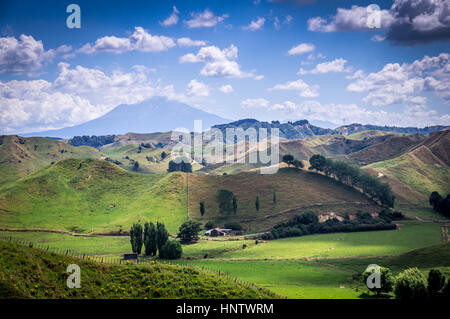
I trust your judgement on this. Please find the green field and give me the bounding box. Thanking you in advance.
[0,159,188,233]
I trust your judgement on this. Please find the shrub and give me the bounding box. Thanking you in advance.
[394,268,428,300]
[427,269,446,295]
[362,266,394,295]
[159,240,183,259]
[224,222,243,230]
[177,220,202,242]
[205,221,215,230]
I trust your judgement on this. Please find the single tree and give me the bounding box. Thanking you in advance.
[394,267,428,300]
[293,159,304,169]
[156,222,169,256]
[132,161,140,172]
[255,196,260,212]
[199,201,205,217]
[232,196,237,215]
[130,223,143,254]
[362,266,394,296]
[216,189,234,214]
[309,154,326,172]
[282,154,294,167]
[177,220,202,242]
[273,191,276,204]
[143,222,157,256]
[159,239,183,259]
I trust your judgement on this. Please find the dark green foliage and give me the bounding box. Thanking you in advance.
[308,155,395,207]
[199,201,205,217]
[132,161,140,172]
[177,220,202,242]
[394,267,428,300]
[130,223,143,254]
[232,196,237,215]
[429,191,450,217]
[262,210,396,240]
[204,221,216,230]
[159,240,183,259]
[216,189,234,214]
[255,196,260,212]
[293,159,304,169]
[362,266,394,295]
[143,222,157,256]
[427,269,446,295]
[224,222,243,230]
[160,151,167,160]
[282,154,294,167]
[167,158,192,173]
[273,191,276,204]
[378,209,404,222]
[156,222,169,256]
[68,135,115,148]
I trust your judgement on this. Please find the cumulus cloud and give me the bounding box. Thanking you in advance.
[184,9,228,28]
[270,100,450,127]
[179,44,253,78]
[241,98,270,108]
[186,79,211,97]
[219,84,234,93]
[77,27,175,54]
[269,79,319,97]
[177,37,207,47]
[0,63,179,133]
[287,43,315,55]
[347,53,450,106]
[307,0,450,45]
[298,58,350,75]
[0,34,57,75]
[161,6,180,27]
[243,17,266,31]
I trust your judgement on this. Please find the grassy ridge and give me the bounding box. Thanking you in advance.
[0,159,188,233]
[0,241,274,299]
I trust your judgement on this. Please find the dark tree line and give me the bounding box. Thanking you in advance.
[308,154,395,207]
[68,135,115,148]
[429,191,450,217]
[167,158,192,172]
[262,210,397,240]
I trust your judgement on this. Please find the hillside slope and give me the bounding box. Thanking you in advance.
[0,241,273,299]
[0,159,187,233]
[0,135,100,189]
[188,168,379,232]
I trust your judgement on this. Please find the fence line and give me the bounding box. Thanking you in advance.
[0,235,284,298]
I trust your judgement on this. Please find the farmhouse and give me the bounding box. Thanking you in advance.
[205,228,232,237]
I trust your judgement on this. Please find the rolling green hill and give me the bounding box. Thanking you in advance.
[0,241,274,299]
[0,159,188,233]
[0,135,100,189]
[188,167,379,232]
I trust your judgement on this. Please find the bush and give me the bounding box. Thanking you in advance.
[427,269,446,295]
[177,220,202,242]
[205,221,216,230]
[394,268,428,300]
[362,266,394,295]
[224,222,243,230]
[159,240,183,259]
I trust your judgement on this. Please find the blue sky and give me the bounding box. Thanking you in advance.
[0,0,449,134]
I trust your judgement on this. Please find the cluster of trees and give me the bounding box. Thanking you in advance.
[129,222,182,259]
[282,154,304,169]
[262,210,396,240]
[68,135,115,148]
[309,154,395,207]
[429,191,450,217]
[363,266,450,299]
[167,158,192,173]
[216,190,237,214]
[177,220,202,242]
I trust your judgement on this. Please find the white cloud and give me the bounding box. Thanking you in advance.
[0,63,179,133]
[179,44,253,78]
[219,84,234,93]
[287,43,315,56]
[177,37,207,47]
[186,79,211,97]
[161,6,180,27]
[347,53,450,106]
[77,27,175,54]
[253,75,264,80]
[307,0,450,45]
[241,98,270,108]
[0,34,56,75]
[243,17,266,31]
[298,58,350,74]
[269,79,319,97]
[184,9,228,28]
